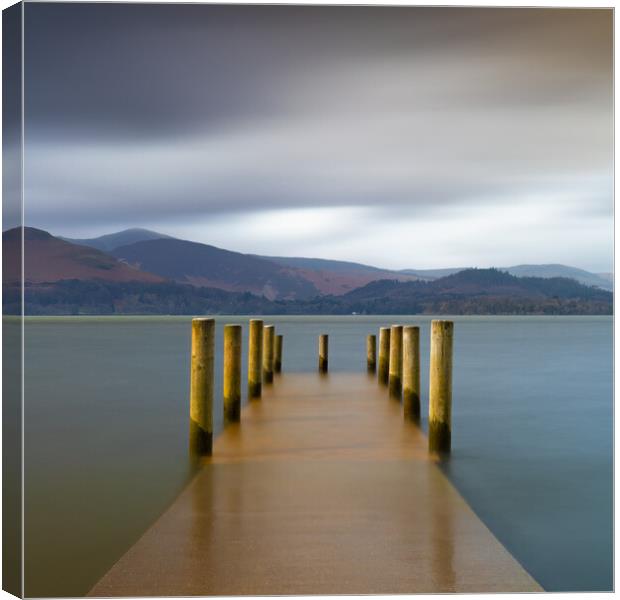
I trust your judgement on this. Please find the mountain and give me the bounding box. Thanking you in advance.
[11,267,612,316]
[343,268,613,301]
[3,227,165,284]
[12,225,612,309]
[61,228,174,252]
[336,268,612,315]
[401,264,613,291]
[268,256,614,294]
[398,267,465,279]
[259,255,423,295]
[501,264,613,291]
[60,228,613,295]
[264,255,400,274]
[111,238,319,300]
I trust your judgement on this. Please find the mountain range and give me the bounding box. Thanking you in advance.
[59,228,423,298]
[56,227,614,291]
[2,226,613,315]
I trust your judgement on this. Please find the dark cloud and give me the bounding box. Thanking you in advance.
[22,4,613,270]
[25,5,611,137]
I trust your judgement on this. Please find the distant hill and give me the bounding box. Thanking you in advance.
[501,264,613,291]
[111,238,319,300]
[259,255,422,295]
[264,255,398,275]
[398,267,465,279]
[343,268,613,301]
[3,227,165,284]
[401,263,613,291]
[268,256,614,294]
[336,268,612,315]
[61,228,174,252]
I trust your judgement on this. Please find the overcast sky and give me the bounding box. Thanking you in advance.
[21,4,613,271]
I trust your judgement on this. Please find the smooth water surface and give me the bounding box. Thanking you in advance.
[23,316,612,595]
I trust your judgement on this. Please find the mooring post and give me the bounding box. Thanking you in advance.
[263,325,275,383]
[403,326,421,422]
[248,319,263,399]
[223,324,242,425]
[367,334,377,373]
[189,317,215,455]
[389,325,403,399]
[378,327,391,385]
[319,334,329,373]
[275,334,283,373]
[429,320,454,454]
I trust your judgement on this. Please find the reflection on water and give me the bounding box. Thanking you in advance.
[23,315,612,594]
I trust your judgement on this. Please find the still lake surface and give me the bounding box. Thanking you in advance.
[22,315,612,596]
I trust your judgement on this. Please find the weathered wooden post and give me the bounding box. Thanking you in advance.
[429,320,454,454]
[366,334,376,373]
[389,325,403,399]
[319,334,328,373]
[263,324,275,383]
[403,326,421,422]
[248,319,263,399]
[223,324,242,425]
[378,327,391,385]
[189,317,215,455]
[275,334,283,373]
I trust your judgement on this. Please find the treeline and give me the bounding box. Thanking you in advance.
[4,268,612,316]
[7,280,270,316]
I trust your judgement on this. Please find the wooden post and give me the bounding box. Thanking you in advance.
[403,326,421,422]
[223,324,242,425]
[189,318,215,455]
[274,334,283,373]
[263,325,275,384]
[318,334,328,373]
[388,325,403,399]
[429,320,454,454]
[366,334,376,373]
[248,319,263,399]
[378,327,390,385]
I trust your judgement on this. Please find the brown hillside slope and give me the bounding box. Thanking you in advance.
[3,227,165,284]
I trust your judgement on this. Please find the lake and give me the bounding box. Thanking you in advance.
[21,315,612,596]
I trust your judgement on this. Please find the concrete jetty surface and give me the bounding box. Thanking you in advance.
[89,373,541,596]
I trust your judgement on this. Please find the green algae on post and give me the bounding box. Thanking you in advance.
[275,334,283,373]
[263,325,275,384]
[189,318,215,455]
[319,334,329,373]
[429,320,454,454]
[403,326,421,422]
[366,334,376,373]
[378,327,391,385]
[223,324,242,425]
[248,319,263,399]
[388,325,403,400]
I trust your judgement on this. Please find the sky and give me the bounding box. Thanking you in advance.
[19,4,613,271]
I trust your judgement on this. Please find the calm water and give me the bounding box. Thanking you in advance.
[22,316,612,595]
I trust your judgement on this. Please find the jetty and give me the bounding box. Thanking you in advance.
[89,319,541,595]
